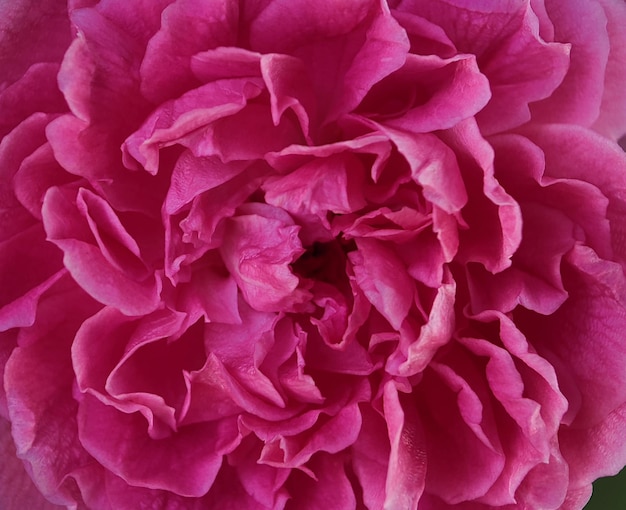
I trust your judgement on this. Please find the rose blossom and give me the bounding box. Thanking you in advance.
[2,0,626,508]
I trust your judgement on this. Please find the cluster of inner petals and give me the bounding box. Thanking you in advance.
[3,0,626,508]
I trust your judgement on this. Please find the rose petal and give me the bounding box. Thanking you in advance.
[0,419,61,510]
[77,393,240,497]
[592,0,626,138]
[350,237,414,330]
[530,0,609,128]
[285,453,357,510]
[382,381,426,510]
[141,0,239,103]
[4,277,100,506]
[220,203,307,313]
[42,187,161,315]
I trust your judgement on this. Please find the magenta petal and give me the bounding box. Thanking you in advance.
[165,154,249,215]
[378,127,467,213]
[77,393,240,497]
[193,102,305,163]
[264,152,367,221]
[46,115,115,182]
[251,0,408,127]
[592,0,626,138]
[0,330,18,419]
[476,21,570,134]
[220,203,307,313]
[2,0,626,507]
[458,322,569,505]
[521,124,626,265]
[181,354,243,426]
[4,278,100,507]
[74,307,200,440]
[122,78,263,174]
[176,266,241,324]
[0,63,67,140]
[561,486,593,510]
[351,405,389,510]
[247,0,372,54]
[0,226,63,330]
[140,0,239,103]
[227,437,290,509]
[387,278,455,377]
[0,269,65,332]
[259,403,362,469]
[519,244,626,428]
[530,0,609,128]
[0,419,60,510]
[350,238,414,330]
[325,0,410,122]
[0,0,71,87]
[0,113,50,241]
[59,3,156,126]
[202,463,285,510]
[446,119,523,273]
[383,382,426,510]
[261,53,316,138]
[13,143,76,221]
[514,450,569,510]
[285,454,356,510]
[42,187,161,315]
[560,402,626,488]
[100,470,208,510]
[393,0,573,134]
[415,356,507,504]
[191,47,262,83]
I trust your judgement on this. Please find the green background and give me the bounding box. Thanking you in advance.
[585,467,626,509]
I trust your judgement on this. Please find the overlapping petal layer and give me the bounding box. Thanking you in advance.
[2,0,626,509]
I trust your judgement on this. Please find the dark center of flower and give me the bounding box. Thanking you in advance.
[291,237,356,285]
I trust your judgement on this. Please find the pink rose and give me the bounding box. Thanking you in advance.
[2,0,626,508]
